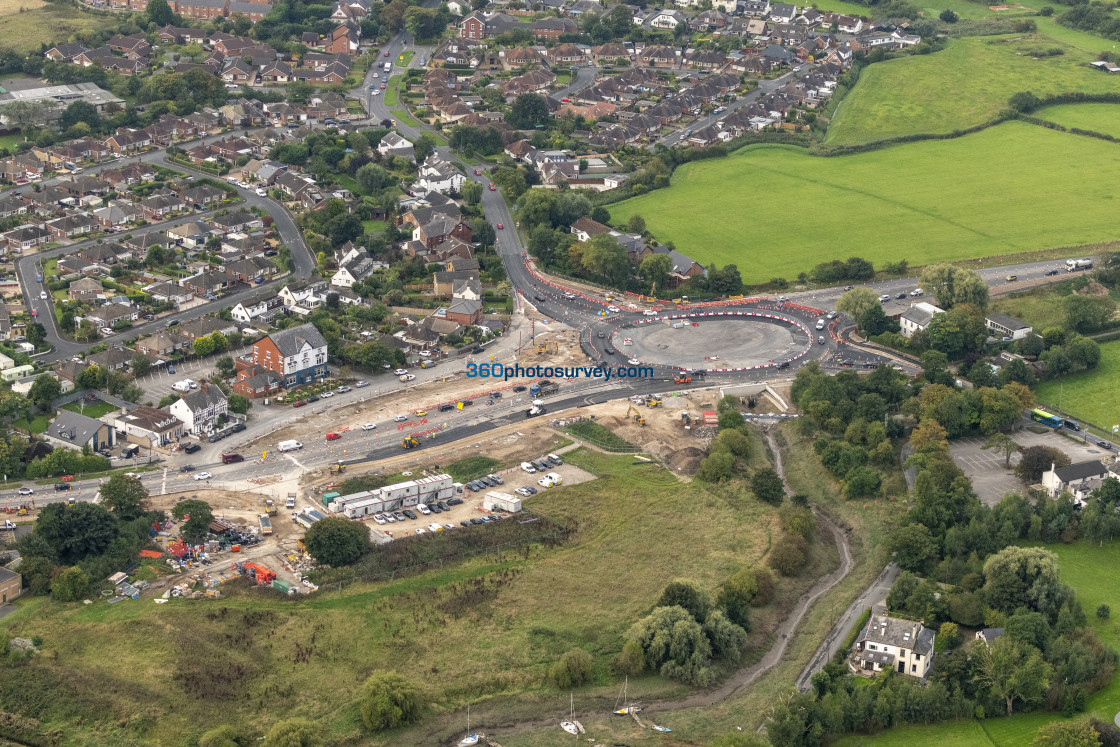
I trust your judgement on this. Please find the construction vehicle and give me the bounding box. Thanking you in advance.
[530,379,560,397]
[264,498,277,516]
[645,394,662,407]
[536,343,548,354]
[330,461,347,474]
[402,436,420,449]
[626,405,646,426]
[681,412,692,429]
[674,375,692,384]
[17,504,29,516]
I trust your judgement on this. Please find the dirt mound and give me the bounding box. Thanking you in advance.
[1076,279,1111,297]
[666,446,707,474]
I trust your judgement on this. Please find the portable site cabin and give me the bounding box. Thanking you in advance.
[321,491,340,507]
[483,491,522,514]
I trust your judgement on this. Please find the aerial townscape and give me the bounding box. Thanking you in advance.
[0,0,1117,743]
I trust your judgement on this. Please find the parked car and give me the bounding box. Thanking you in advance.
[221,453,244,464]
[307,395,319,403]
[394,368,409,376]
[337,386,351,393]
[319,391,334,398]
[183,443,201,454]
[355,380,370,388]
[292,400,308,408]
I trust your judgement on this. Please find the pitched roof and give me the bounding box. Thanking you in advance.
[45,409,105,446]
[1053,460,1109,483]
[267,323,328,356]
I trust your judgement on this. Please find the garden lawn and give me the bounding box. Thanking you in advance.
[361,219,386,234]
[1036,340,1120,436]
[827,35,1120,145]
[12,414,49,434]
[1036,103,1120,139]
[0,450,782,745]
[608,122,1120,283]
[61,401,118,419]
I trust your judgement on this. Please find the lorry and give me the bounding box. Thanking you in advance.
[383,61,392,72]
[286,493,296,509]
[278,440,303,452]
[1067,258,1093,271]
[529,379,559,397]
[258,514,273,535]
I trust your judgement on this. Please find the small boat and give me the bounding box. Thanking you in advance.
[458,704,481,746]
[653,725,672,733]
[561,693,579,734]
[612,676,640,715]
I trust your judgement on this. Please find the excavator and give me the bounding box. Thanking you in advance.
[402,436,420,449]
[330,461,347,474]
[536,341,559,354]
[626,404,646,426]
[645,394,662,408]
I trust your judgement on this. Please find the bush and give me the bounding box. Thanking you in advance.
[612,640,644,676]
[198,725,244,747]
[1098,604,1111,620]
[939,621,962,649]
[359,671,424,733]
[548,648,593,689]
[51,566,89,602]
[751,567,775,606]
[768,533,808,576]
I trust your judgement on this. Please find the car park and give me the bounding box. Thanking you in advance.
[194,471,212,480]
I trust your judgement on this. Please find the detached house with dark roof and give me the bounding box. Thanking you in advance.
[853,610,935,678]
[247,323,328,388]
[1041,460,1115,499]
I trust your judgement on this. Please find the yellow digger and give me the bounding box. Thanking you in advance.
[330,461,347,474]
[402,436,420,449]
[626,404,646,426]
[645,394,662,408]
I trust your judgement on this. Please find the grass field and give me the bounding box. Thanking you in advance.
[988,282,1081,331]
[827,35,1120,145]
[1036,340,1120,431]
[608,122,1120,283]
[1036,103,1120,139]
[0,2,116,54]
[0,449,791,745]
[562,420,637,451]
[835,540,1120,746]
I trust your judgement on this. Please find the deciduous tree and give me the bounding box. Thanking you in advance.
[359,671,424,732]
[974,636,1051,716]
[99,473,150,521]
[751,467,785,506]
[303,516,369,566]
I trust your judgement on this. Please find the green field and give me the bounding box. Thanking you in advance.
[0,449,793,744]
[827,35,1120,145]
[1036,103,1120,139]
[1036,340,1120,432]
[608,122,1120,282]
[837,540,1120,746]
[0,3,117,54]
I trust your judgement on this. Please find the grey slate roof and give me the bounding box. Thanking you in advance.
[1054,460,1109,483]
[45,410,105,446]
[269,323,327,356]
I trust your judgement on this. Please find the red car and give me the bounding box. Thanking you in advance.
[497,223,503,229]
[292,400,308,408]
[384,51,390,56]
[380,82,386,89]
[326,432,342,440]
[488,183,496,191]
[474,168,482,175]
[561,97,570,102]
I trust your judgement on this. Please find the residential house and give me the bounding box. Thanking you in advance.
[112,406,184,447]
[168,385,229,435]
[571,216,612,242]
[976,628,1005,645]
[247,323,329,388]
[44,410,114,452]
[415,154,465,194]
[853,610,935,678]
[136,332,184,358]
[443,297,482,326]
[458,10,519,39]
[176,0,231,20]
[649,9,684,29]
[230,296,285,324]
[231,364,282,398]
[177,316,239,340]
[769,2,796,22]
[1041,461,1115,499]
[68,277,104,301]
[2,225,49,251]
[899,301,944,339]
[378,131,415,160]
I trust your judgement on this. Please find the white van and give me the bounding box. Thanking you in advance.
[172,380,192,392]
[544,472,563,485]
[278,440,303,452]
[816,319,825,330]
[521,461,537,474]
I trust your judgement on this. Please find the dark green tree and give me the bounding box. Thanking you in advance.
[359,671,424,733]
[303,516,369,566]
[28,374,61,412]
[508,93,549,129]
[146,0,175,25]
[35,502,118,564]
[751,468,786,506]
[99,473,150,521]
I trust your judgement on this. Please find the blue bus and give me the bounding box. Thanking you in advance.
[1031,408,1062,428]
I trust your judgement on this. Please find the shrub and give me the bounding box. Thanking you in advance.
[359,671,424,733]
[198,725,244,747]
[751,567,775,606]
[548,648,593,689]
[768,534,809,576]
[1098,604,1111,620]
[939,621,962,649]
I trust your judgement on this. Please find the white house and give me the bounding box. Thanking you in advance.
[230,296,284,325]
[985,312,1033,341]
[853,611,935,678]
[1041,460,1115,500]
[899,301,943,339]
[168,385,229,436]
[377,131,415,160]
[415,154,465,194]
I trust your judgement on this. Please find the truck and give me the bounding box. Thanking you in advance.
[286,493,296,509]
[1067,258,1093,271]
[278,440,303,452]
[529,379,559,397]
[525,404,547,418]
[264,498,277,516]
[383,61,392,72]
[258,514,273,535]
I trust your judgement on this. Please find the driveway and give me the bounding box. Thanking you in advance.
[950,427,1114,505]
